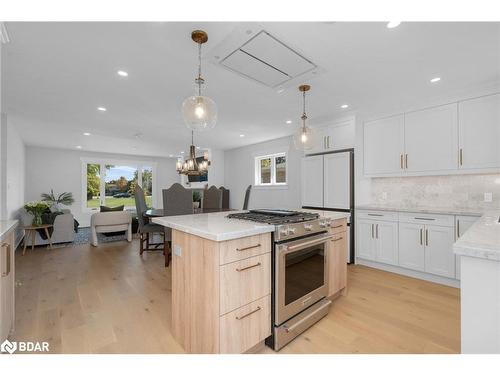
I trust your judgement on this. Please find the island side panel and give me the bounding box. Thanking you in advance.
[171,229,220,353]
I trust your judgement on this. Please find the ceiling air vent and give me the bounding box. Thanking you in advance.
[219,31,316,88]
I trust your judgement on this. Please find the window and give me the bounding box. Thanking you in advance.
[83,159,156,211]
[255,152,287,186]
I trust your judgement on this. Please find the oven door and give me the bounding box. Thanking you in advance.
[275,232,332,325]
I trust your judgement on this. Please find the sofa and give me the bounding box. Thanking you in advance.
[90,211,132,247]
[20,208,75,245]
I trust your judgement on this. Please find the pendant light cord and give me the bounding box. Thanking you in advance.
[302,90,307,129]
[197,42,202,96]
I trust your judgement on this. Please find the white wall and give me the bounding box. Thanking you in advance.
[25,146,181,227]
[224,136,303,210]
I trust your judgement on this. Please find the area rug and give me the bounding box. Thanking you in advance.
[73,227,132,245]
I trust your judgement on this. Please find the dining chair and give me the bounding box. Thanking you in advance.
[134,185,170,267]
[219,186,230,209]
[203,185,222,210]
[162,183,193,216]
[243,185,252,210]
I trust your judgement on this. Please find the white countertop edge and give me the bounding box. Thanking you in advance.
[0,220,19,239]
[356,205,483,217]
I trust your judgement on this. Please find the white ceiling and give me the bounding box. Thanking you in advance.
[3,22,500,158]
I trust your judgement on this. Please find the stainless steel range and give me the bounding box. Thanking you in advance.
[226,209,334,351]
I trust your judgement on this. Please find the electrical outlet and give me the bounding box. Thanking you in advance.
[174,245,182,257]
[382,192,388,200]
[484,192,493,202]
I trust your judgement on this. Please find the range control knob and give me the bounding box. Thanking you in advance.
[279,228,289,237]
[304,224,313,231]
[319,220,330,228]
[287,227,297,235]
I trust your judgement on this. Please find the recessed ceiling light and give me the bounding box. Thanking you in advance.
[117,70,128,77]
[286,120,292,124]
[76,145,82,149]
[196,146,201,149]
[341,104,349,109]
[387,21,401,29]
[277,88,285,94]
[430,77,441,83]
[83,132,91,136]
[239,134,245,138]
[97,107,107,112]
[169,154,174,157]
[180,151,185,154]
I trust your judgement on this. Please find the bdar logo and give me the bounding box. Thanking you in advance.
[1,339,17,354]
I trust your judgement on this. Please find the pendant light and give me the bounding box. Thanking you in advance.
[176,130,211,176]
[181,30,217,131]
[293,84,316,151]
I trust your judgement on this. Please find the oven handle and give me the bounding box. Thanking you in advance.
[283,234,335,254]
[283,299,332,333]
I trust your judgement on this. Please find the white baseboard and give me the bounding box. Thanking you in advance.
[356,258,460,288]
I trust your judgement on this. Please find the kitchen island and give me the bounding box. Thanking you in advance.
[153,210,348,353]
[453,210,500,353]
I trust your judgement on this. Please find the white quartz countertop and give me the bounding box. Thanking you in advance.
[0,220,18,239]
[356,204,483,217]
[152,211,275,242]
[454,211,500,261]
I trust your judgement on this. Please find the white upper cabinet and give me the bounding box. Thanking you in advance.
[308,126,328,154]
[324,152,350,209]
[301,155,323,207]
[363,115,404,176]
[325,118,355,150]
[458,93,500,170]
[404,103,458,173]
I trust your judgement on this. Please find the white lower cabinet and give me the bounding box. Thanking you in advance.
[398,223,425,272]
[424,225,455,278]
[356,218,398,265]
[455,215,479,279]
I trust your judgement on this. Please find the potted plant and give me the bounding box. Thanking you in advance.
[41,189,74,211]
[192,191,201,209]
[24,201,50,226]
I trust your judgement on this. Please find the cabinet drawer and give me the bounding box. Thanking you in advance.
[219,233,271,265]
[220,253,271,315]
[329,219,347,235]
[220,295,271,354]
[398,212,454,227]
[357,210,399,222]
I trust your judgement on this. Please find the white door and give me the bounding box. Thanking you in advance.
[356,219,376,261]
[404,103,458,173]
[458,93,500,170]
[398,223,425,271]
[363,115,404,176]
[424,225,455,278]
[375,221,399,266]
[323,152,350,209]
[455,216,478,279]
[301,155,323,207]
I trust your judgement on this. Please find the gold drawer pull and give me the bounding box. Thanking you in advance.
[236,262,261,272]
[1,243,10,277]
[331,225,344,229]
[235,306,261,320]
[236,244,261,252]
[331,237,344,242]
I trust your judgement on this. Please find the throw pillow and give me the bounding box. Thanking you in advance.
[100,205,125,212]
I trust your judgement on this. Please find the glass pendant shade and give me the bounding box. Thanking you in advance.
[182,95,217,131]
[293,125,316,151]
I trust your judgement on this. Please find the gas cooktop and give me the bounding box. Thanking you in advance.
[227,209,319,225]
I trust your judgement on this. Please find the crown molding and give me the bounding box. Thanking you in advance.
[0,22,11,44]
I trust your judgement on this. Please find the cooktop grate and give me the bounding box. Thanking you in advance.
[227,210,319,225]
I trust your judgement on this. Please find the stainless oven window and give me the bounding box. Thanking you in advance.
[284,244,325,306]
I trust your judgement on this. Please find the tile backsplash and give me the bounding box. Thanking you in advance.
[371,173,500,210]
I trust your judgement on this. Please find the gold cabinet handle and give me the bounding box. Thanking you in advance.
[236,244,261,252]
[419,228,423,245]
[371,224,374,239]
[457,220,460,239]
[331,225,343,229]
[235,306,261,320]
[236,262,261,272]
[425,229,429,246]
[331,237,344,242]
[400,154,404,169]
[459,148,463,166]
[405,154,408,169]
[1,243,10,277]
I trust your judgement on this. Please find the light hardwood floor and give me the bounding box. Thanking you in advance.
[13,240,460,354]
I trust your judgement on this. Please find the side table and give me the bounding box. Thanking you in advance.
[22,224,53,255]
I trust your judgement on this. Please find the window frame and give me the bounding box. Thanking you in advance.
[254,152,288,187]
[81,158,157,212]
